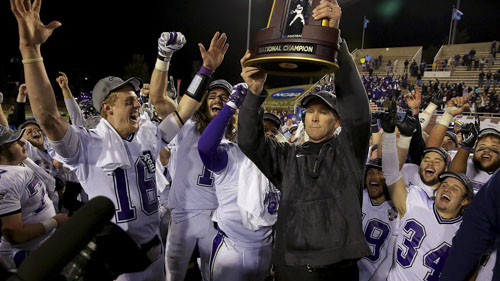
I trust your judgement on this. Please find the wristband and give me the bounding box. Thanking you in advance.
[461,145,473,152]
[371,123,379,134]
[22,58,43,64]
[438,112,454,127]
[397,135,412,149]
[155,56,170,72]
[198,65,214,77]
[41,218,58,233]
[424,102,438,114]
[185,73,211,102]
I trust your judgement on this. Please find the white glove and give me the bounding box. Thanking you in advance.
[158,32,186,60]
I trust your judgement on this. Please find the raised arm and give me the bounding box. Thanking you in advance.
[0,92,7,127]
[158,32,229,142]
[380,112,408,216]
[198,84,247,173]
[56,71,85,127]
[238,51,289,186]
[9,84,29,129]
[150,32,185,119]
[449,119,480,173]
[426,93,472,148]
[11,0,68,141]
[334,39,371,168]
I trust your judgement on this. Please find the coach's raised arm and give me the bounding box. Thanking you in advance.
[237,1,371,280]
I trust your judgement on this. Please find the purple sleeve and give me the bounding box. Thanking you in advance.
[198,105,236,173]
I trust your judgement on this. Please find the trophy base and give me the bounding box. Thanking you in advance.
[245,28,340,77]
[244,56,339,77]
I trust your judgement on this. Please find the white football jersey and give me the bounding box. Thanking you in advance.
[466,158,493,194]
[387,188,462,281]
[167,120,217,223]
[401,163,435,199]
[210,143,273,247]
[25,140,78,183]
[0,164,56,252]
[56,123,163,245]
[358,189,398,281]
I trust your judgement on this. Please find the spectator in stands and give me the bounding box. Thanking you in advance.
[486,72,492,89]
[410,60,418,76]
[404,59,409,73]
[469,48,476,60]
[420,60,426,74]
[374,58,379,70]
[386,60,392,74]
[416,71,422,87]
[478,71,485,88]
[492,40,497,59]
[454,54,461,67]
[488,53,495,69]
[473,59,479,71]
[479,57,485,71]
[466,55,473,71]
[432,61,438,71]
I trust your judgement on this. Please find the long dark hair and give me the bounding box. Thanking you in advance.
[192,94,236,142]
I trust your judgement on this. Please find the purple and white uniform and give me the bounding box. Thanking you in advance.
[198,104,275,281]
[0,161,56,267]
[358,189,398,281]
[51,115,179,281]
[387,188,462,281]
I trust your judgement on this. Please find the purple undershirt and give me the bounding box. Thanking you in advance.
[198,104,236,173]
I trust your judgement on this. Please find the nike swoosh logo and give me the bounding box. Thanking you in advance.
[296,154,306,158]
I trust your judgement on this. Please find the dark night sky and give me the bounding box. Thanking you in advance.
[2,0,500,98]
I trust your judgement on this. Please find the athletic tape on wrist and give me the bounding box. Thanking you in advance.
[41,218,58,233]
[155,57,170,72]
[397,135,412,149]
[438,112,454,127]
[185,73,210,102]
[425,102,438,114]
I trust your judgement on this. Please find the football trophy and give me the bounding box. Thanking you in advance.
[244,0,340,76]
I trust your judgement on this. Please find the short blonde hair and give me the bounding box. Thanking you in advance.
[100,92,120,118]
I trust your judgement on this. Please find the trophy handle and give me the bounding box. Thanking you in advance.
[308,0,330,27]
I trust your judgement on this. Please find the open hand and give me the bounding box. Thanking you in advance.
[199,32,229,70]
[11,0,61,50]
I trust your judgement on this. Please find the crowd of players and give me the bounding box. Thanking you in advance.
[1,0,500,280]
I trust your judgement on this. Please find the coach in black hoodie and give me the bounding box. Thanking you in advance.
[238,5,370,281]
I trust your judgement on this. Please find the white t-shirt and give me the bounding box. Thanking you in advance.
[387,188,462,281]
[0,163,56,254]
[358,189,398,281]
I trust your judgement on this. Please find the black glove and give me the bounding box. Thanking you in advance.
[458,115,481,148]
[430,91,446,107]
[376,100,398,133]
[396,110,419,137]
